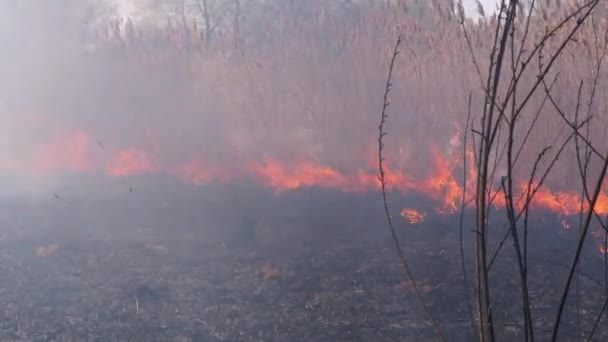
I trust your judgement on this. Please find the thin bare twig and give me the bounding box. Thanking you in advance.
[551,147,608,340]
[586,296,608,342]
[377,34,445,341]
[459,92,478,341]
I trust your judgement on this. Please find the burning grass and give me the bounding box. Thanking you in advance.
[4,1,608,340]
[4,2,608,219]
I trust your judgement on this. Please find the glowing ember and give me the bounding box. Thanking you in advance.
[400,208,426,224]
[261,264,281,281]
[35,244,59,257]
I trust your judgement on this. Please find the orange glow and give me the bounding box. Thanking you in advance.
[35,244,59,257]
[15,125,608,244]
[253,158,348,192]
[421,149,462,214]
[400,208,426,224]
[525,185,581,216]
[107,148,158,177]
[11,125,608,252]
[261,263,281,281]
[594,231,608,256]
[34,131,92,172]
[174,160,213,186]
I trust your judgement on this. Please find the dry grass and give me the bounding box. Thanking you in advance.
[28,3,608,190]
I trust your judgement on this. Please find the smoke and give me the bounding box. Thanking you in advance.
[0,0,231,199]
[0,0,485,200]
[0,0,564,202]
[101,0,174,24]
[0,1,126,197]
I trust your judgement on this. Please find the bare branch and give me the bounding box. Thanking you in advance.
[377,34,445,341]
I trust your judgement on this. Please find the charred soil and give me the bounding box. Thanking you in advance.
[0,185,606,341]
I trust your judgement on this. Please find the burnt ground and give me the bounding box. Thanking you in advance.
[0,179,607,341]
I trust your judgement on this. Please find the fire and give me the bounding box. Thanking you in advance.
[253,158,348,192]
[261,263,281,281]
[35,244,59,257]
[12,124,608,251]
[400,208,426,224]
[174,160,214,186]
[107,148,158,177]
[593,230,608,256]
[422,149,462,214]
[524,185,582,216]
[33,131,92,172]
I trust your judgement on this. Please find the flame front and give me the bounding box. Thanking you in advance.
[10,127,608,229]
[107,148,158,177]
[253,159,348,192]
[33,131,93,173]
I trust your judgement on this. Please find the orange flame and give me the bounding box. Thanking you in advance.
[174,160,214,186]
[107,148,158,177]
[253,158,348,192]
[33,131,92,172]
[14,124,608,250]
[400,208,426,224]
[422,148,462,214]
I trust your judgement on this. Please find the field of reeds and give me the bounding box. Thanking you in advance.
[28,1,595,191]
[2,1,606,194]
[4,1,608,340]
